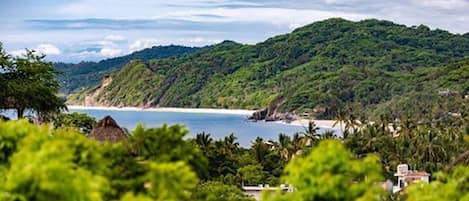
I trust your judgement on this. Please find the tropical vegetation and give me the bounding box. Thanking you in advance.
[69,18,469,120]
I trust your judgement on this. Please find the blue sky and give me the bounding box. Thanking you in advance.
[1,0,468,62]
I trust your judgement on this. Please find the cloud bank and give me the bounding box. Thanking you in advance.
[0,0,467,62]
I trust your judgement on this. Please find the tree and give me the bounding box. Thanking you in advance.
[0,120,109,201]
[265,140,385,201]
[301,121,320,147]
[0,49,65,119]
[290,133,305,158]
[0,119,30,166]
[251,137,270,165]
[53,112,97,134]
[195,132,213,154]
[239,164,266,186]
[223,133,240,156]
[130,124,208,179]
[0,120,202,201]
[0,43,12,112]
[144,162,198,201]
[272,133,291,161]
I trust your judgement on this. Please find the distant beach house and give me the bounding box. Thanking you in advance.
[392,164,430,193]
[242,184,293,200]
[438,89,458,97]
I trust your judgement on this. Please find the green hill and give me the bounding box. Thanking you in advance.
[55,45,201,93]
[69,18,469,119]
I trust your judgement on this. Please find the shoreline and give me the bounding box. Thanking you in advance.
[67,105,256,116]
[67,105,340,130]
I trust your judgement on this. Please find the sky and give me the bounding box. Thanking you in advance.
[0,0,468,63]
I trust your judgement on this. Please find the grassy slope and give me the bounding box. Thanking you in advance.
[55,45,201,93]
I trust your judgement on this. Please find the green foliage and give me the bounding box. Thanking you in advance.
[145,162,198,201]
[100,142,147,200]
[0,121,109,201]
[130,124,209,179]
[53,112,97,134]
[192,181,254,201]
[239,164,266,186]
[0,120,31,166]
[0,120,202,201]
[266,140,384,201]
[344,99,469,177]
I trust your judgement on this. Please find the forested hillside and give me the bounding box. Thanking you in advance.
[55,45,200,93]
[69,18,469,119]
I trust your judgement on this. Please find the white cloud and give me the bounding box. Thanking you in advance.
[129,39,162,52]
[74,47,123,58]
[65,22,89,28]
[100,47,122,57]
[104,34,126,41]
[57,2,97,16]
[9,43,61,57]
[161,7,369,29]
[324,0,339,4]
[177,37,222,44]
[36,44,61,55]
[415,0,469,9]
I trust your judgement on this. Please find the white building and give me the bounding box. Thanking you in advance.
[392,164,430,193]
[242,184,293,200]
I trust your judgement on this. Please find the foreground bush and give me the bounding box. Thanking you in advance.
[0,120,199,201]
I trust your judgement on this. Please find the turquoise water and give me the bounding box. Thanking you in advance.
[2,109,338,147]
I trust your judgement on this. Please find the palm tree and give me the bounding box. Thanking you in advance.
[415,129,448,171]
[195,132,213,153]
[290,133,305,159]
[275,133,292,161]
[223,133,239,156]
[333,109,347,135]
[301,121,320,146]
[251,137,270,164]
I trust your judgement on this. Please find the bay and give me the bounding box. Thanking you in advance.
[1,108,339,147]
[70,108,335,147]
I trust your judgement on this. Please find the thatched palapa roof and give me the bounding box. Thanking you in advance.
[89,115,127,142]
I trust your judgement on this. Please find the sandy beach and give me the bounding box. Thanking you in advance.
[67,105,256,116]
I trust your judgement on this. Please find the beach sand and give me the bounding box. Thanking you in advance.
[67,105,255,116]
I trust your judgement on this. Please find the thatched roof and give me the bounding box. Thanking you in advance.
[88,115,127,142]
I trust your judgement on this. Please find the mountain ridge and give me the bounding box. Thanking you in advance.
[55,45,201,93]
[68,18,469,119]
